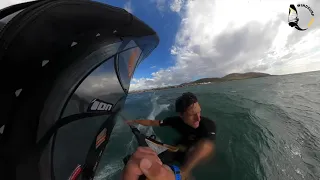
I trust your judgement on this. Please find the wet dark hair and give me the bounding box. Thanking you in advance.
[175,92,198,113]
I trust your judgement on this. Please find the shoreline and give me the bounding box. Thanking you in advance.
[130,72,272,94]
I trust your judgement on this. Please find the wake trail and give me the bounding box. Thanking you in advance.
[137,93,170,154]
[95,93,170,180]
[139,93,170,135]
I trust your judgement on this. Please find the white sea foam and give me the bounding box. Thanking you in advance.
[95,92,170,179]
[295,168,305,179]
[138,93,170,154]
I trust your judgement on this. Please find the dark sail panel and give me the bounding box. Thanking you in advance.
[0,1,159,180]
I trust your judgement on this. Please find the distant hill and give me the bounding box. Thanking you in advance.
[130,72,271,93]
[184,72,271,85]
[222,72,270,80]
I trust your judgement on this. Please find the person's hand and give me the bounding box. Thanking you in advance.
[121,147,176,180]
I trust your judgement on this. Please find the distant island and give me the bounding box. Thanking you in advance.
[130,72,271,93]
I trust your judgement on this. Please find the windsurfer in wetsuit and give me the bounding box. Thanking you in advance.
[125,92,217,179]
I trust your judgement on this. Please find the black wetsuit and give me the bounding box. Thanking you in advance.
[158,116,216,165]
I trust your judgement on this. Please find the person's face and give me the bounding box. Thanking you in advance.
[180,102,201,128]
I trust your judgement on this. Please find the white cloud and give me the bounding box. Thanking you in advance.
[156,0,166,12]
[124,1,133,13]
[150,0,167,12]
[151,66,156,69]
[169,0,184,13]
[130,0,320,91]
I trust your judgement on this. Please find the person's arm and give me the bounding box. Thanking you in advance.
[180,139,215,175]
[126,119,160,126]
[181,119,216,177]
[126,116,175,127]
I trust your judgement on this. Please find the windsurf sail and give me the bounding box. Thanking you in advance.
[288,4,307,31]
[0,0,159,180]
[288,4,299,24]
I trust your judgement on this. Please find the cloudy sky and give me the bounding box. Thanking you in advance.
[1,0,320,92]
[105,0,320,91]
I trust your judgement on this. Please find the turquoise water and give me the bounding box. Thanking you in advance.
[95,71,320,180]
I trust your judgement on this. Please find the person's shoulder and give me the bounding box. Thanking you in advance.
[164,116,181,121]
[200,116,217,140]
[160,116,181,126]
[201,116,215,124]
[200,116,216,129]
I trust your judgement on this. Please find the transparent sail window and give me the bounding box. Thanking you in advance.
[117,47,142,92]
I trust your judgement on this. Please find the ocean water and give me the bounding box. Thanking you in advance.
[95,71,320,180]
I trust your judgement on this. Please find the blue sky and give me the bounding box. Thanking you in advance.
[95,0,181,80]
[1,0,320,91]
